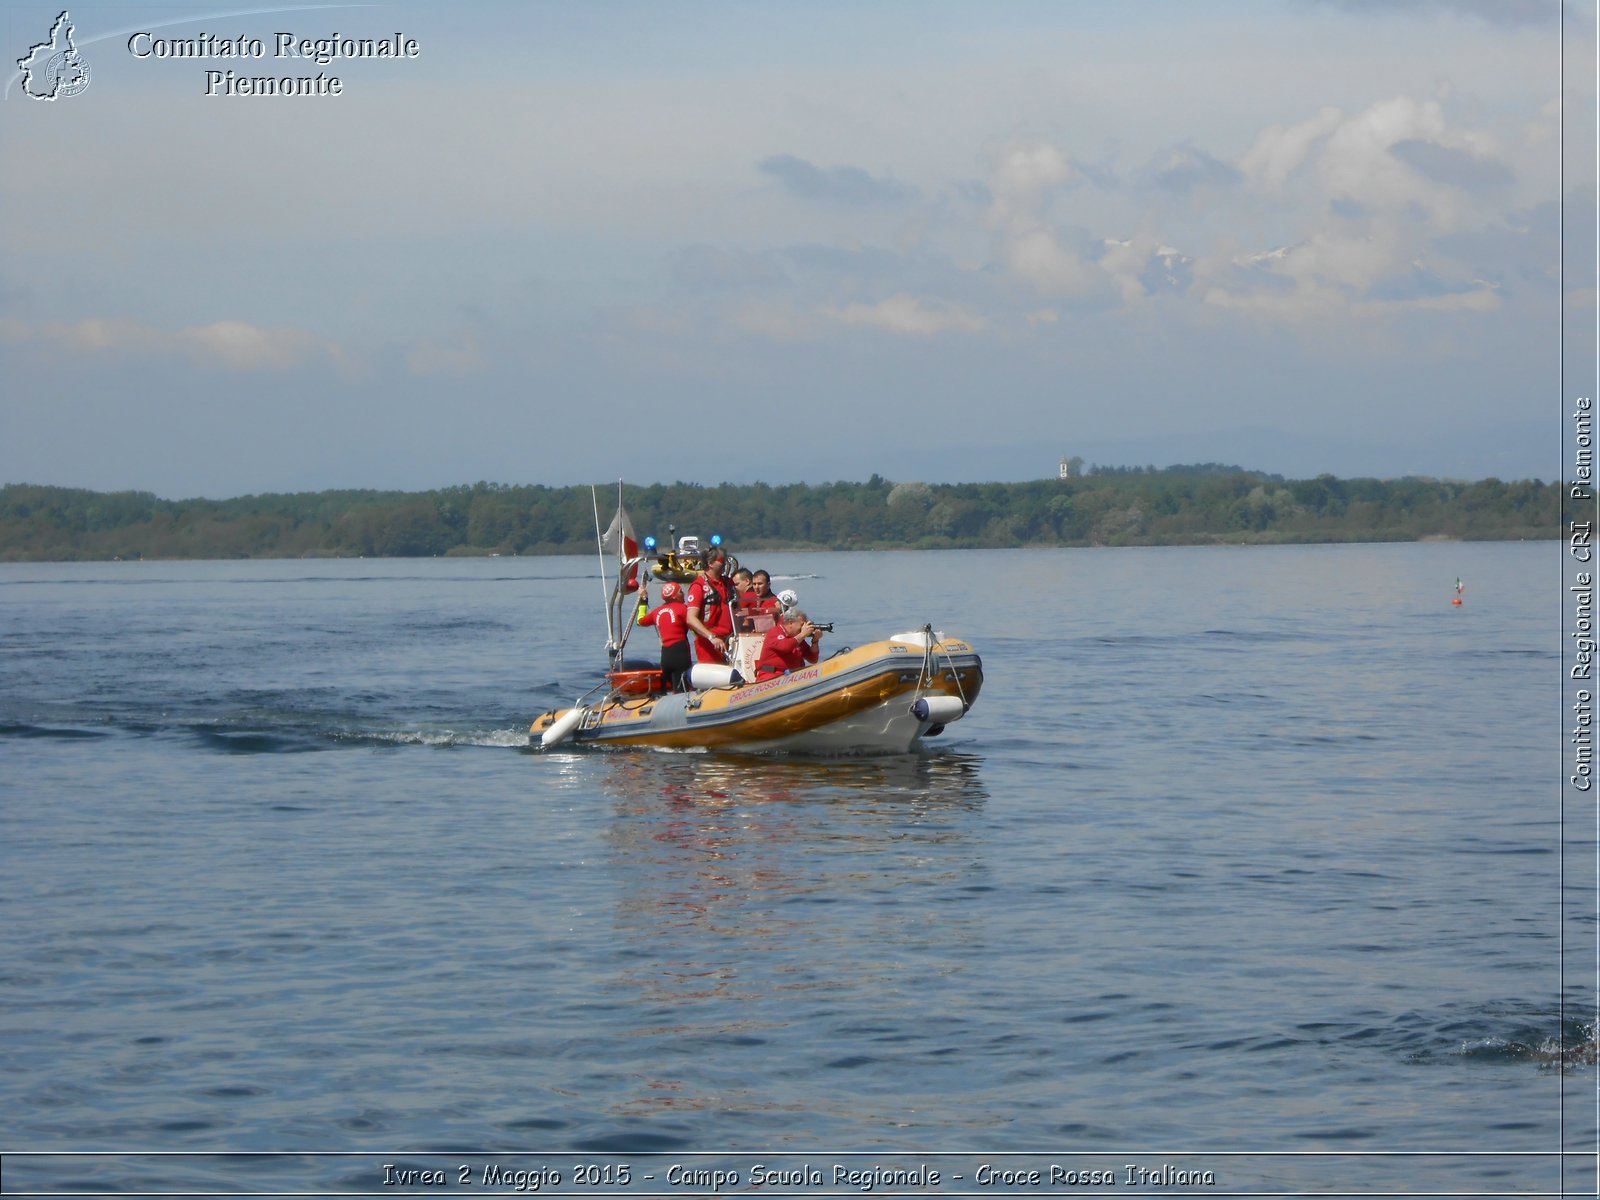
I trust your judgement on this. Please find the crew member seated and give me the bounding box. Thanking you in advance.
[754,608,823,679]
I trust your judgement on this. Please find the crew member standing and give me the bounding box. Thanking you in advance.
[685,548,737,665]
[741,570,783,632]
[638,581,692,691]
[729,568,755,631]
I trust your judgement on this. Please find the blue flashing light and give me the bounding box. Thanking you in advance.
[644,536,657,551]
[710,534,722,546]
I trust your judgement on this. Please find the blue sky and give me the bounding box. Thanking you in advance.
[1,0,1593,496]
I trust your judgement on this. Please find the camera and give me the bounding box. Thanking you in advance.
[809,622,834,633]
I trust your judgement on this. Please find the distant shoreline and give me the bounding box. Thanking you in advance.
[0,473,1561,562]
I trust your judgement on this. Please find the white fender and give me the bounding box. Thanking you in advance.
[689,663,744,690]
[911,695,966,724]
[540,706,587,748]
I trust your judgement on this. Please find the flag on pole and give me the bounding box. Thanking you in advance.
[602,504,641,592]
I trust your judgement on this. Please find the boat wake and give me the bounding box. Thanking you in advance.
[0,712,536,755]
[1364,1002,1599,1071]
[335,727,531,749]
[1452,1021,1599,1068]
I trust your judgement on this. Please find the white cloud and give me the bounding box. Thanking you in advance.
[1279,232,1403,292]
[1240,106,1344,191]
[177,321,329,372]
[993,142,1072,208]
[1320,96,1449,208]
[1099,238,1157,308]
[979,139,1112,301]
[1359,285,1499,315]
[1002,229,1104,298]
[702,83,1533,336]
[1240,96,1511,234]
[1215,92,1532,319]
[828,293,987,337]
[0,316,352,373]
[1203,272,1499,321]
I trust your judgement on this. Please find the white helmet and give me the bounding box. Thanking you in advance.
[777,589,799,611]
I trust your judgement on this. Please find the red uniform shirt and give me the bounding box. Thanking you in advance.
[755,624,819,677]
[687,573,736,639]
[639,600,689,647]
[741,589,781,617]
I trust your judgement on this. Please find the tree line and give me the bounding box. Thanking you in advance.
[0,467,1559,561]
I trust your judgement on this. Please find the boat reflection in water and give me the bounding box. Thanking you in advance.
[595,747,989,812]
[592,751,990,947]
[563,750,991,1122]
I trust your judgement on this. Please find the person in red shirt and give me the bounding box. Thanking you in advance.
[729,568,755,631]
[740,569,783,633]
[638,581,692,691]
[685,548,737,665]
[754,609,823,680]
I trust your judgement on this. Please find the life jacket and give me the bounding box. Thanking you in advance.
[689,574,735,635]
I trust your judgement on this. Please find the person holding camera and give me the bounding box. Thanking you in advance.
[754,608,823,680]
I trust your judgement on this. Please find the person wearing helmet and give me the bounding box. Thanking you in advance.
[685,547,737,666]
[638,579,691,691]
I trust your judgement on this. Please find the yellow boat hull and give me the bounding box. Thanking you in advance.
[530,633,982,755]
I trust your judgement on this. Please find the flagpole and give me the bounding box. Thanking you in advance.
[593,486,615,649]
[614,479,626,645]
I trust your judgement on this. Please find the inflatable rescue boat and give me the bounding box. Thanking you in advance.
[532,628,982,754]
[530,493,982,755]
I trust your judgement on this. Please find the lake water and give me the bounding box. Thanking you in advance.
[1,541,1593,1197]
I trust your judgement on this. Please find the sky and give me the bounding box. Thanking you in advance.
[1,0,1594,497]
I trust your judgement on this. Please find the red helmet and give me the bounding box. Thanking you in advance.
[660,581,683,602]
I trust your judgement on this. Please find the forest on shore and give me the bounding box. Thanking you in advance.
[0,466,1559,562]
